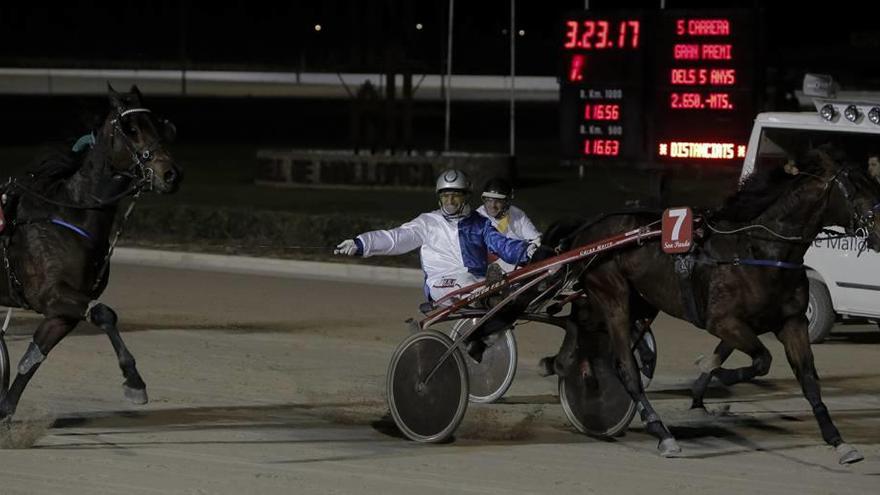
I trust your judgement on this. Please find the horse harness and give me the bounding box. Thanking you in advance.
[671,168,880,329]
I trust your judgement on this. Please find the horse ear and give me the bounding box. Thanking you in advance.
[108,83,123,111]
[160,118,177,143]
[868,156,880,181]
[129,84,143,105]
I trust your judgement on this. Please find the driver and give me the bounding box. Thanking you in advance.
[477,177,541,274]
[334,169,537,303]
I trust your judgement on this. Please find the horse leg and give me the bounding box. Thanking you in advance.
[87,302,148,404]
[539,298,588,377]
[591,276,681,457]
[776,316,863,464]
[703,318,773,390]
[690,340,735,409]
[0,283,96,419]
[0,315,78,419]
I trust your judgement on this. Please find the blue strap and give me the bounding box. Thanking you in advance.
[50,218,93,241]
[735,258,802,269]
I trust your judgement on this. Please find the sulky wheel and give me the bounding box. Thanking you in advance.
[0,333,8,396]
[559,331,637,439]
[386,329,469,443]
[449,318,517,404]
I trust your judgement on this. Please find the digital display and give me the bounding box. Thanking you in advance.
[653,10,754,163]
[560,9,756,166]
[563,19,641,50]
[657,141,747,160]
[583,139,621,156]
[584,103,620,120]
[559,13,647,160]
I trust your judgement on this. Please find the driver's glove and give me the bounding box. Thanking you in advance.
[334,239,360,256]
[526,239,541,259]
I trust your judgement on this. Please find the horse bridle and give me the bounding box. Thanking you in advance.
[109,107,165,193]
[824,168,880,241]
[705,166,880,246]
[8,106,169,210]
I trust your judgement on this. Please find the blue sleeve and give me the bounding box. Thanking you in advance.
[483,222,528,265]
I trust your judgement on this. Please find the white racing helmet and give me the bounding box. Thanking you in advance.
[435,169,471,217]
[435,169,471,194]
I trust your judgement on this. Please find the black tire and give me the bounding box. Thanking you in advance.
[558,358,637,438]
[0,334,8,398]
[386,330,469,443]
[558,331,637,438]
[807,278,835,344]
[449,318,517,404]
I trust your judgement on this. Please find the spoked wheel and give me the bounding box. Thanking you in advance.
[633,327,657,389]
[386,330,469,443]
[449,318,517,404]
[559,331,637,439]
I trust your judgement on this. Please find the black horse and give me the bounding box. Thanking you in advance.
[0,85,181,419]
[537,147,880,463]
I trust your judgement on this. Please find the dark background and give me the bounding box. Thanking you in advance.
[0,1,877,152]
[2,1,877,256]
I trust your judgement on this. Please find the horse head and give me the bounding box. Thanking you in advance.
[101,84,181,194]
[804,147,880,251]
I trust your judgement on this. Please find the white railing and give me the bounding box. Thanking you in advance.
[0,67,559,101]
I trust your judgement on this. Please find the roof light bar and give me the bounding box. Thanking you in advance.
[819,104,836,121]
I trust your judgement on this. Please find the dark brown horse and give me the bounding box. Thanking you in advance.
[0,85,181,419]
[546,148,880,463]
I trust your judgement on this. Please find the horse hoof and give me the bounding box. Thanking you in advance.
[658,438,682,458]
[836,443,864,465]
[124,385,148,405]
[537,357,556,377]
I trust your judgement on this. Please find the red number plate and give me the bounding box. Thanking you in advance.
[661,207,693,253]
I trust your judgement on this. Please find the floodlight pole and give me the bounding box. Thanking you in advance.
[509,0,516,158]
[444,0,454,153]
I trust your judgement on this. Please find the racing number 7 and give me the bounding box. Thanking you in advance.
[662,207,693,253]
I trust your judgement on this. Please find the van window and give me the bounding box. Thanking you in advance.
[755,127,880,176]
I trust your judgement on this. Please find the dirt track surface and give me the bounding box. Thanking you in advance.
[1,263,879,494]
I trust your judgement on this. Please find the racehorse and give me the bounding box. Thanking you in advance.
[540,147,880,464]
[0,85,180,419]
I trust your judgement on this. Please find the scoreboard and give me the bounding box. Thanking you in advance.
[559,13,649,160]
[559,9,756,165]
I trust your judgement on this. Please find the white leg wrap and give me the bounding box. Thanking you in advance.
[18,341,46,375]
[84,300,101,321]
[2,307,12,333]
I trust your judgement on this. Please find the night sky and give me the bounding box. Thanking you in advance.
[0,1,877,86]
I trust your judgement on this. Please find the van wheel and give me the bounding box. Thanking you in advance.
[807,278,835,344]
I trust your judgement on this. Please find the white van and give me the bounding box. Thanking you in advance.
[738,75,880,343]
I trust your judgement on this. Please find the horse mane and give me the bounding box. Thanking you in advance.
[20,142,86,195]
[18,101,109,194]
[713,147,838,222]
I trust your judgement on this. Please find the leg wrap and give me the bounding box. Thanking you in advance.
[84,300,101,320]
[18,341,46,375]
